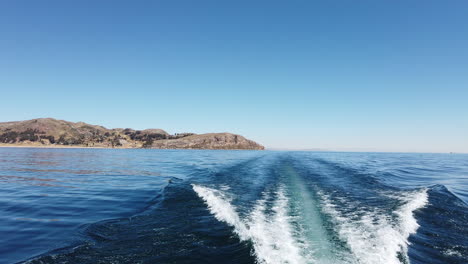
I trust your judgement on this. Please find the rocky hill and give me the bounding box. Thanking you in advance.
[0,118,265,150]
[150,133,263,150]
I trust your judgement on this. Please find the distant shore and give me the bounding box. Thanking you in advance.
[0,143,264,150]
[0,143,114,149]
[0,118,265,150]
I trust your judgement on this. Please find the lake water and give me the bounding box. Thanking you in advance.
[0,148,466,263]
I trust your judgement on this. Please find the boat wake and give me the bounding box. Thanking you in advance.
[9,152,466,264]
[319,189,428,264]
[192,184,308,264]
[193,183,428,264]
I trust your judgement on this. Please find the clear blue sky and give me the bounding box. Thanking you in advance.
[1,1,467,152]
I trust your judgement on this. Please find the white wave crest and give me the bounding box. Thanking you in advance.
[319,189,428,264]
[192,184,307,264]
[192,184,249,240]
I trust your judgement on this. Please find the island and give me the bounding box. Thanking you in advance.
[0,118,265,150]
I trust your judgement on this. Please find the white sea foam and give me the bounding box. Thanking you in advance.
[192,184,249,240]
[193,183,428,264]
[319,189,428,264]
[444,249,463,258]
[248,189,307,264]
[192,184,308,264]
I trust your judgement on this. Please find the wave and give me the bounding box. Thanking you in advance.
[192,184,249,240]
[192,184,308,264]
[193,182,429,264]
[319,189,428,264]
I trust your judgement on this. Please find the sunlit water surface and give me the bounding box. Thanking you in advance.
[0,148,466,264]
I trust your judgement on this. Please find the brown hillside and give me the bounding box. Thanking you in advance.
[0,118,264,150]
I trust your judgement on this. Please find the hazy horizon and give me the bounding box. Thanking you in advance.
[1,1,467,153]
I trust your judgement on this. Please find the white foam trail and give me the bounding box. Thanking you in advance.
[394,190,429,247]
[192,184,249,240]
[192,184,307,264]
[319,189,428,264]
[248,189,307,264]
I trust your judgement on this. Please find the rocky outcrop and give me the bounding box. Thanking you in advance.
[150,133,265,150]
[0,118,264,150]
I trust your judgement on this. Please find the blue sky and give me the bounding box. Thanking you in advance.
[1,1,467,152]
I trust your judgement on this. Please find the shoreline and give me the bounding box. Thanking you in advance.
[0,144,265,150]
[0,143,131,149]
[0,118,265,150]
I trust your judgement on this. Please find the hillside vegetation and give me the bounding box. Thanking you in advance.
[0,118,264,150]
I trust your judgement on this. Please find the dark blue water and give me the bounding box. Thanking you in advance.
[0,148,466,264]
